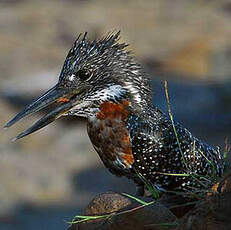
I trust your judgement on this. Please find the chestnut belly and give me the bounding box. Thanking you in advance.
[87,115,134,174]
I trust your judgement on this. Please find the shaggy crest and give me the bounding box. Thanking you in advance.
[59,31,129,82]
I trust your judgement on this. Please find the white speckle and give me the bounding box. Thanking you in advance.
[72,60,77,68]
[69,74,75,81]
[124,83,141,103]
[132,69,139,75]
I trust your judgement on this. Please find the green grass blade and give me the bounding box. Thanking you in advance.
[164,81,188,170]
[122,193,154,206]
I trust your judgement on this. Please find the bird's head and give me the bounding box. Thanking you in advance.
[4,32,152,140]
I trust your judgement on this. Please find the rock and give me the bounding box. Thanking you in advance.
[84,192,132,215]
[177,173,231,230]
[68,191,177,230]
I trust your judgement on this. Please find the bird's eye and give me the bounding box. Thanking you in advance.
[77,69,91,81]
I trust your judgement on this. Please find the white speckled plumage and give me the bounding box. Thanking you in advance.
[6,32,225,197]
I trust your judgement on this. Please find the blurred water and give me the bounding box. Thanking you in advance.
[0,205,81,230]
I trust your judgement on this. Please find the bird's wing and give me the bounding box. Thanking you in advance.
[126,109,224,192]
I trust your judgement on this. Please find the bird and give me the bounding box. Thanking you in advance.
[4,31,224,197]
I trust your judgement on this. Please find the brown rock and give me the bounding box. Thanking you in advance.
[177,173,231,230]
[84,191,132,215]
[69,191,177,230]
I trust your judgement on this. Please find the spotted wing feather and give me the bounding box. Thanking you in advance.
[126,108,224,192]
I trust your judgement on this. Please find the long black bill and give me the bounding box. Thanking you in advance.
[12,101,74,142]
[4,85,69,130]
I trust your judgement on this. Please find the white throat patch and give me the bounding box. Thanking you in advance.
[90,85,126,102]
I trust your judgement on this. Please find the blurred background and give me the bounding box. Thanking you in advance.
[0,0,230,229]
